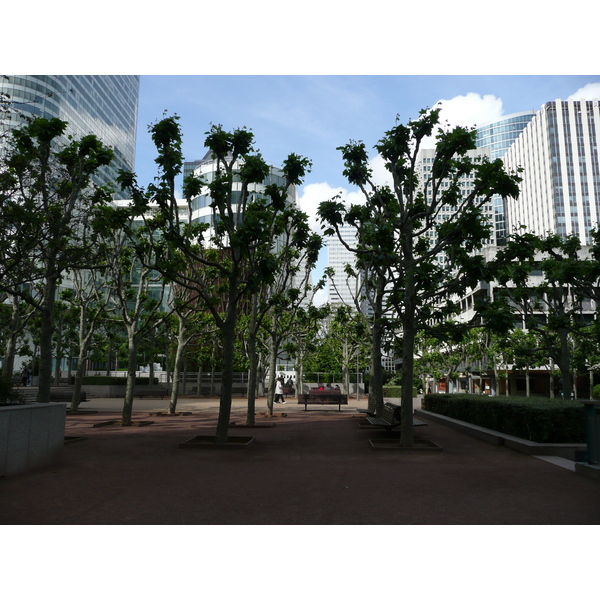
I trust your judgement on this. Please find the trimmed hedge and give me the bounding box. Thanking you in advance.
[422,393,586,443]
[383,385,419,398]
[82,376,159,385]
[383,385,402,397]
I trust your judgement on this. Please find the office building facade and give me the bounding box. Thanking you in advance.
[475,111,536,243]
[0,75,140,199]
[502,99,600,244]
[327,225,364,308]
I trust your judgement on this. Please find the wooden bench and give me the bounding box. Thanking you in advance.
[231,384,247,396]
[298,389,348,411]
[134,387,169,400]
[356,394,378,417]
[366,402,427,431]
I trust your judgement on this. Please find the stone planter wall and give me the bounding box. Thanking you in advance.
[82,385,128,398]
[0,403,66,477]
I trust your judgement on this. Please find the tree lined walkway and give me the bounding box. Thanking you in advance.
[1,400,598,525]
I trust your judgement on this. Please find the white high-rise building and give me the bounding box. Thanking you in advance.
[503,99,600,244]
[327,225,363,308]
[191,150,311,295]
[417,146,494,254]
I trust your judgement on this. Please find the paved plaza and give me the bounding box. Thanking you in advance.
[1,394,599,525]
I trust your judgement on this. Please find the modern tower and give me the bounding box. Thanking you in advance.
[475,111,536,244]
[327,225,363,308]
[0,75,140,199]
[190,150,311,294]
[502,99,600,244]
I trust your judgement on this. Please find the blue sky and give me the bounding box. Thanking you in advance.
[135,75,600,191]
[134,75,600,302]
[8,2,600,302]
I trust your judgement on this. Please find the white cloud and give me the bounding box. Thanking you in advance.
[568,82,600,100]
[422,93,505,148]
[369,154,392,188]
[311,285,328,307]
[297,182,364,234]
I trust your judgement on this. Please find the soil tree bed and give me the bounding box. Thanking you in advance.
[179,435,255,449]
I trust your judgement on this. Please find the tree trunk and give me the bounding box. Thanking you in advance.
[168,318,187,415]
[2,295,21,380]
[400,313,416,447]
[246,349,258,425]
[557,329,572,399]
[122,333,139,426]
[71,354,88,413]
[215,275,239,444]
[37,275,58,403]
[215,310,236,443]
[106,341,112,377]
[369,305,385,418]
[266,335,278,416]
[526,368,530,397]
[295,350,303,400]
[245,293,259,425]
[71,325,93,413]
[197,365,203,397]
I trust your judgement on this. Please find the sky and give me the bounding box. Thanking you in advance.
[134,75,600,304]
[9,1,599,308]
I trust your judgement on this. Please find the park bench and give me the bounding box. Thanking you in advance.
[366,402,427,431]
[133,386,169,400]
[298,389,348,411]
[355,394,378,417]
[232,384,247,396]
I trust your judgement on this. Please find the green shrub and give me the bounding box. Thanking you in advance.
[422,393,585,443]
[0,374,27,404]
[383,385,402,397]
[593,384,600,399]
[82,376,158,385]
[383,385,419,398]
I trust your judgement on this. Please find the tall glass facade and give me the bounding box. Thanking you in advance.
[0,75,139,199]
[503,100,600,245]
[475,111,536,244]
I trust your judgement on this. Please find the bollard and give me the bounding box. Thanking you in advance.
[580,400,600,465]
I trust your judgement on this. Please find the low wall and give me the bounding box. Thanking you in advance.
[82,384,173,398]
[82,384,126,398]
[415,409,587,461]
[0,403,66,477]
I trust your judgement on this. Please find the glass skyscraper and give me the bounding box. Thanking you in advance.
[502,100,600,245]
[0,75,140,199]
[475,111,536,244]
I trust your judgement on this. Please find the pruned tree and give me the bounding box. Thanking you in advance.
[319,108,521,445]
[0,117,114,402]
[119,116,314,443]
[61,267,113,412]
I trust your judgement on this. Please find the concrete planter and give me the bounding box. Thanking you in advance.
[82,384,126,398]
[0,403,66,477]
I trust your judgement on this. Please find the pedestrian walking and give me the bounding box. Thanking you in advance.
[274,375,286,404]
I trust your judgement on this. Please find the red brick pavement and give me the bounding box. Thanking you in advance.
[1,399,599,525]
